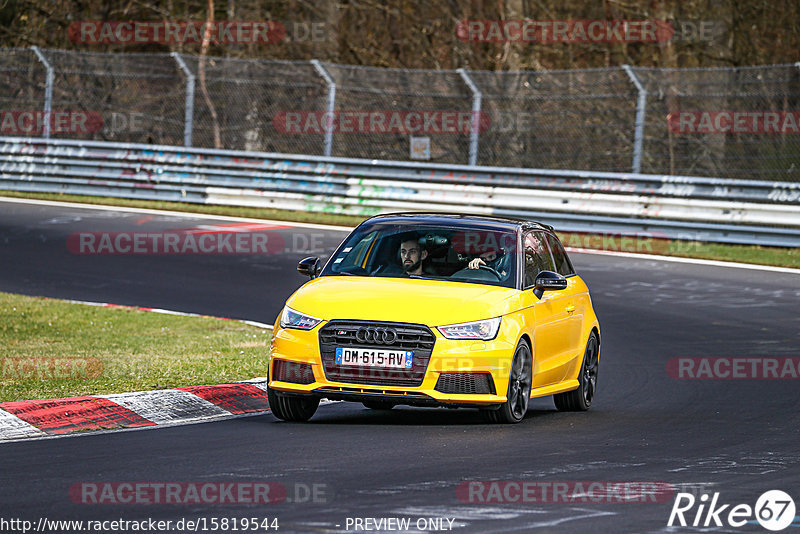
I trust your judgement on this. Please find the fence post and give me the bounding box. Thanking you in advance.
[171,52,195,147]
[622,64,647,174]
[31,46,53,139]
[311,60,336,157]
[457,68,482,166]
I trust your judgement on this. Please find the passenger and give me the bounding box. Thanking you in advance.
[467,247,507,276]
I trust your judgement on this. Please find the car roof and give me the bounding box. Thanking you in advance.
[361,212,554,232]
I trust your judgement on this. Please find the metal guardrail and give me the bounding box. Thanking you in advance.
[1,137,799,247]
[5,48,800,180]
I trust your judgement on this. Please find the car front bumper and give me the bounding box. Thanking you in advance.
[268,320,516,407]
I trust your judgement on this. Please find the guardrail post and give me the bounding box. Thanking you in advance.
[31,46,54,139]
[622,65,647,174]
[457,68,482,166]
[171,52,195,147]
[311,60,336,157]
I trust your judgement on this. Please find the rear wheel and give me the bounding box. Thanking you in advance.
[362,401,395,410]
[267,387,319,422]
[554,332,599,411]
[482,340,532,424]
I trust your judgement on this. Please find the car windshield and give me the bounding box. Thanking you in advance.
[322,222,518,288]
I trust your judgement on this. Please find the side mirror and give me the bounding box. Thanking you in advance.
[533,270,567,299]
[297,256,321,278]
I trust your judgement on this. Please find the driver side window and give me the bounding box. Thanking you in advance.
[523,231,556,288]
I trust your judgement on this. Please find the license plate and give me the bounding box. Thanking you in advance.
[335,347,413,369]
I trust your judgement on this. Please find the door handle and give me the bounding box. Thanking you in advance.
[565,305,576,313]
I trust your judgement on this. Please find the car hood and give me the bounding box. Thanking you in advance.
[286,276,522,326]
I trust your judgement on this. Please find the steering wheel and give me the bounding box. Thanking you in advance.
[478,263,502,280]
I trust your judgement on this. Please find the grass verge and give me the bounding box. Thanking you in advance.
[0,292,270,402]
[1,190,798,269]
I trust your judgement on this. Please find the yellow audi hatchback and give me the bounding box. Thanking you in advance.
[267,213,601,423]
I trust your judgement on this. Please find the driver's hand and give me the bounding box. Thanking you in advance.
[468,258,485,270]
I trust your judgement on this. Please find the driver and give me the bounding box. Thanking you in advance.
[467,246,507,276]
[399,238,428,275]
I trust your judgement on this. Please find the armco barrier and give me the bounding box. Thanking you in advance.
[1,137,799,247]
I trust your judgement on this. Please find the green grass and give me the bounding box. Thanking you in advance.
[1,190,798,268]
[0,292,270,402]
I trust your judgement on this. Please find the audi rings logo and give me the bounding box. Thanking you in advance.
[356,327,398,345]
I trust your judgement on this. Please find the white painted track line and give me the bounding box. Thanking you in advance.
[565,247,800,275]
[0,196,351,232]
[2,196,798,275]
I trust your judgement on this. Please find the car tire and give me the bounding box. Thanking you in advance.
[482,339,532,424]
[554,332,599,412]
[362,401,395,410]
[267,387,320,422]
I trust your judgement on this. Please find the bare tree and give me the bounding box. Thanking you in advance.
[198,0,222,148]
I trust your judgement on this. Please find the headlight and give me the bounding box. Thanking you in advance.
[437,317,501,341]
[280,306,322,330]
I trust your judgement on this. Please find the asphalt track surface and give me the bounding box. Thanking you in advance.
[1,198,800,534]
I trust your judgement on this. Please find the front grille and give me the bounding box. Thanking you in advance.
[272,359,315,385]
[435,372,496,395]
[318,320,436,387]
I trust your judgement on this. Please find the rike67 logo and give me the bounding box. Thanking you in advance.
[668,490,796,531]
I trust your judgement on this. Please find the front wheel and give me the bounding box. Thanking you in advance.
[554,332,599,412]
[482,340,532,424]
[267,387,319,422]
